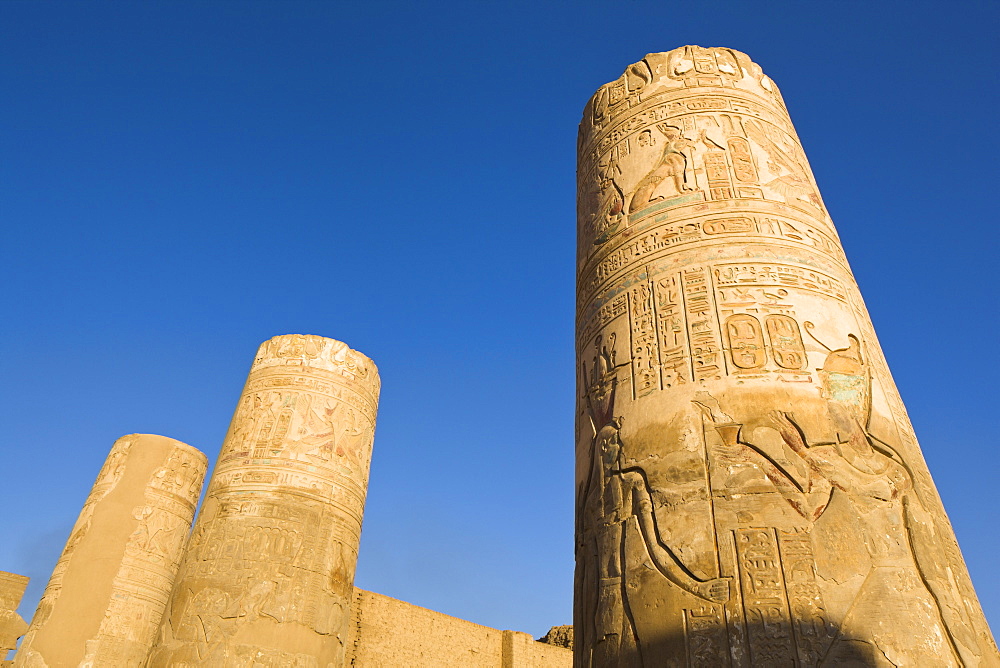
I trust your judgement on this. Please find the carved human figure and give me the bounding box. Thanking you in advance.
[582,160,627,246]
[769,339,980,666]
[577,372,729,666]
[629,125,696,213]
[596,165,626,240]
[702,336,981,666]
[590,334,617,384]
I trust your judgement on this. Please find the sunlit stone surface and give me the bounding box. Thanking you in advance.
[574,45,999,667]
[14,435,206,667]
[147,335,379,667]
[0,571,29,664]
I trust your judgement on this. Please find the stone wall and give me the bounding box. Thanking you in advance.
[345,589,571,667]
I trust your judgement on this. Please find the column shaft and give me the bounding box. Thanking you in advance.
[574,46,997,667]
[15,434,206,667]
[148,334,379,667]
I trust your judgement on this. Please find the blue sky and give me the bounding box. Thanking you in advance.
[1,0,997,638]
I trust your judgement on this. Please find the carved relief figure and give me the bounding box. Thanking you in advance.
[126,504,181,561]
[583,159,626,246]
[285,396,366,470]
[774,337,979,665]
[701,335,981,665]
[577,350,729,666]
[629,125,696,213]
[743,119,823,211]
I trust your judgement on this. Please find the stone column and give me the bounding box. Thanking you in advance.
[148,335,380,667]
[14,434,206,667]
[0,571,29,665]
[575,46,998,667]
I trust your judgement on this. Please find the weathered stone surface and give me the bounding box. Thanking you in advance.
[148,335,379,667]
[539,625,573,650]
[344,588,571,667]
[14,435,206,667]
[0,571,29,664]
[575,46,999,667]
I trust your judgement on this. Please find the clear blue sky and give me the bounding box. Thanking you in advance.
[1,0,997,638]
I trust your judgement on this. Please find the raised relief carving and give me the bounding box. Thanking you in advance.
[727,136,758,183]
[589,59,653,129]
[628,124,697,214]
[577,47,997,667]
[578,211,848,314]
[692,335,983,665]
[683,267,724,381]
[765,314,806,370]
[724,314,766,370]
[654,275,688,388]
[252,334,379,397]
[744,119,824,213]
[667,46,743,87]
[702,148,734,200]
[577,359,730,667]
[593,262,838,396]
[585,159,626,246]
[628,282,659,397]
[714,263,847,303]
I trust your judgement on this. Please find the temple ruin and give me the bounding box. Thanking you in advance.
[4,46,995,667]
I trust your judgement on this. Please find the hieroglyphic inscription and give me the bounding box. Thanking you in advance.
[80,443,207,666]
[734,528,795,664]
[776,529,836,665]
[728,137,758,183]
[715,272,812,379]
[654,274,688,387]
[714,263,847,302]
[684,605,729,668]
[580,213,846,304]
[704,150,735,200]
[667,46,742,88]
[683,267,724,381]
[579,291,629,347]
[587,94,796,168]
[766,315,806,370]
[628,281,659,397]
[605,260,830,391]
[725,315,766,370]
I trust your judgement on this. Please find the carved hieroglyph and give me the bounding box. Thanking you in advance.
[575,46,999,667]
[147,335,379,667]
[0,571,29,663]
[14,434,206,668]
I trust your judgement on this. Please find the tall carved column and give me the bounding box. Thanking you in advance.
[148,335,380,667]
[14,434,206,667]
[575,46,998,667]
